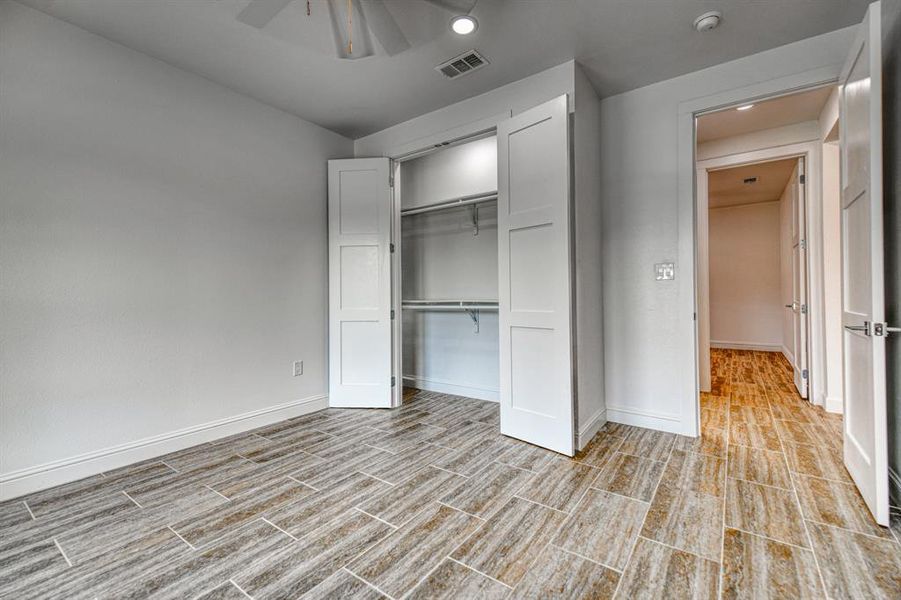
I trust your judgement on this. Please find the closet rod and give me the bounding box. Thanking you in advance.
[400,192,498,217]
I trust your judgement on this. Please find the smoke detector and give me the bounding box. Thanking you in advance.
[693,11,722,32]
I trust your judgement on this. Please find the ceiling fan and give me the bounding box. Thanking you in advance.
[236,0,477,59]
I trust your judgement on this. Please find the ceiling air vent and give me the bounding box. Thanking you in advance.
[436,50,489,79]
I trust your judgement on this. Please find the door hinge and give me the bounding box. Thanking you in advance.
[800,174,806,184]
[802,369,808,380]
[388,175,395,187]
[800,239,807,250]
[801,304,808,315]
[391,376,396,387]
[390,309,395,320]
[390,243,395,253]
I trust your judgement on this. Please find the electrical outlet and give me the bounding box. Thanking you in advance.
[293,360,303,377]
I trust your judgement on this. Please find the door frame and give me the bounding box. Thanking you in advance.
[696,143,821,401]
[676,67,839,437]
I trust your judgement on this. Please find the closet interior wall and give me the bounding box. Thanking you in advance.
[400,137,501,401]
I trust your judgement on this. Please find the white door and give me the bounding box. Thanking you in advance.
[497,95,575,456]
[790,158,809,398]
[839,1,889,526]
[328,158,394,408]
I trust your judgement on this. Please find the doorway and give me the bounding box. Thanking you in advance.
[694,85,839,407]
[684,2,891,527]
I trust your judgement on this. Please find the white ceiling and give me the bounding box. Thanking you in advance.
[708,158,797,209]
[697,85,836,143]
[17,0,868,138]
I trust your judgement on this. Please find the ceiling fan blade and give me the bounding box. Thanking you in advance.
[237,0,294,28]
[360,0,410,56]
[423,0,477,14]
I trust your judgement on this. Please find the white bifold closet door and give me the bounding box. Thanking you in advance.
[497,95,575,456]
[328,158,393,408]
[839,1,889,526]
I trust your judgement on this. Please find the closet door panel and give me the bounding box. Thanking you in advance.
[328,158,393,408]
[497,95,574,455]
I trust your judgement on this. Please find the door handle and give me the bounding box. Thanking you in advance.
[873,322,901,336]
[785,302,798,310]
[844,321,871,336]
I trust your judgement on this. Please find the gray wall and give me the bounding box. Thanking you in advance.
[883,0,901,504]
[708,201,783,349]
[0,2,352,482]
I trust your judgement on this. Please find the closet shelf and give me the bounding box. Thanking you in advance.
[401,299,498,310]
[400,192,498,217]
[401,300,497,333]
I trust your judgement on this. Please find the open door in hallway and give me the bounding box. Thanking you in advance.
[789,158,809,398]
[839,1,889,526]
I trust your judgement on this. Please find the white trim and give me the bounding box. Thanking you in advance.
[0,394,328,501]
[782,345,796,366]
[606,405,682,435]
[386,112,510,160]
[710,341,783,352]
[576,408,607,451]
[402,375,499,402]
[889,467,901,508]
[824,395,843,414]
[680,70,842,439]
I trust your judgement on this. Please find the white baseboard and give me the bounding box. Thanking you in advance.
[782,345,796,366]
[403,375,499,402]
[824,395,843,414]
[710,340,782,352]
[576,408,607,451]
[0,394,328,501]
[606,405,683,435]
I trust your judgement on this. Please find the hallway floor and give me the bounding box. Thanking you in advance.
[1,350,898,598]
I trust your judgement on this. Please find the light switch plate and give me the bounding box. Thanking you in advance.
[655,262,675,281]
[293,361,303,376]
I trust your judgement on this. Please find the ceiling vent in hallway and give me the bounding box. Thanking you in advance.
[436,50,489,79]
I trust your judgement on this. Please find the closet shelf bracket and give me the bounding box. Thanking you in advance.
[464,308,480,333]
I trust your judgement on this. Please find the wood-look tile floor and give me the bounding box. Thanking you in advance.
[2,350,899,598]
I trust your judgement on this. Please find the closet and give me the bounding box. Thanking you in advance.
[328,94,604,456]
[400,136,499,402]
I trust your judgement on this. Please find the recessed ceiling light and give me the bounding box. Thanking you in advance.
[736,104,755,111]
[451,15,478,35]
